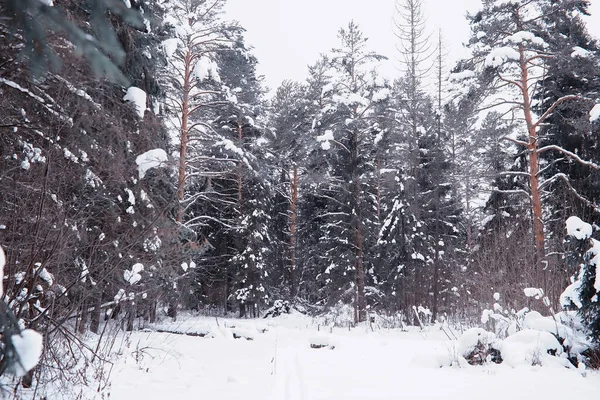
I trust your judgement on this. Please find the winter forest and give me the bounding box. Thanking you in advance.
[1,0,600,398]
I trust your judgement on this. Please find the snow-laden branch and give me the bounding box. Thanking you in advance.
[536,145,600,169]
[533,95,582,128]
[496,72,522,90]
[542,173,600,214]
[502,136,528,146]
[537,157,565,177]
[497,171,531,178]
[183,214,240,229]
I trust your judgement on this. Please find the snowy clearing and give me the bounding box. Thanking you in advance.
[108,314,600,400]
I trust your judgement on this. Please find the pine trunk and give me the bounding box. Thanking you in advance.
[519,45,546,279]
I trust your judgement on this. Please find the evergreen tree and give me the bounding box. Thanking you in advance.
[563,216,600,342]
[460,0,600,289]
[270,80,314,298]
[534,0,600,263]
[306,22,387,322]
[209,34,272,317]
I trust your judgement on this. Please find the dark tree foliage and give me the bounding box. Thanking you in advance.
[564,219,600,343]
[0,0,144,83]
[534,0,600,236]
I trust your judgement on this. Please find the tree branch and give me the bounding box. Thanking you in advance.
[536,145,600,169]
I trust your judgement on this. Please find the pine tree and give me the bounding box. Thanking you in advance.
[460,0,600,288]
[534,0,600,260]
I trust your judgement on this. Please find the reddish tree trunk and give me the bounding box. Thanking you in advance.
[519,45,546,277]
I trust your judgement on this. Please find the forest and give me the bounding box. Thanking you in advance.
[0,0,600,396]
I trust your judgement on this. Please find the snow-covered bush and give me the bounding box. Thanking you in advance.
[317,303,356,328]
[470,287,592,368]
[263,300,291,318]
[480,292,526,338]
[499,329,567,367]
[457,328,502,365]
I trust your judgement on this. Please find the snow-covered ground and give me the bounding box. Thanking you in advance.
[109,313,600,400]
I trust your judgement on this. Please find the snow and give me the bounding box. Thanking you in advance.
[162,38,179,58]
[216,139,244,156]
[136,149,168,179]
[561,278,583,308]
[449,70,475,81]
[589,104,600,123]
[499,329,563,368]
[520,311,573,341]
[114,289,126,303]
[124,188,135,205]
[332,92,367,106]
[107,315,600,400]
[35,265,54,286]
[456,328,496,357]
[316,130,334,150]
[231,327,256,341]
[571,46,591,58]
[37,0,54,5]
[123,87,147,118]
[124,263,144,285]
[194,57,221,82]
[493,0,521,6]
[372,88,391,102]
[374,130,385,145]
[503,31,546,47]
[561,216,599,305]
[566,215,592,240]
[11,329,43,377]
[523,287,543,299]
[308,333,336,349]
[484,47,521,67]
[85,169,103,188]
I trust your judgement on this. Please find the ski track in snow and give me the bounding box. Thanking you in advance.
[110,315,600,400]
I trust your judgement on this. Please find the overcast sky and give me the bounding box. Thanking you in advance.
[224,0,600,92]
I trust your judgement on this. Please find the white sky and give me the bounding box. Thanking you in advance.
[224,0,600,93]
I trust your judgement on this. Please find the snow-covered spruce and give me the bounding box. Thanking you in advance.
[563,216,600,343]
